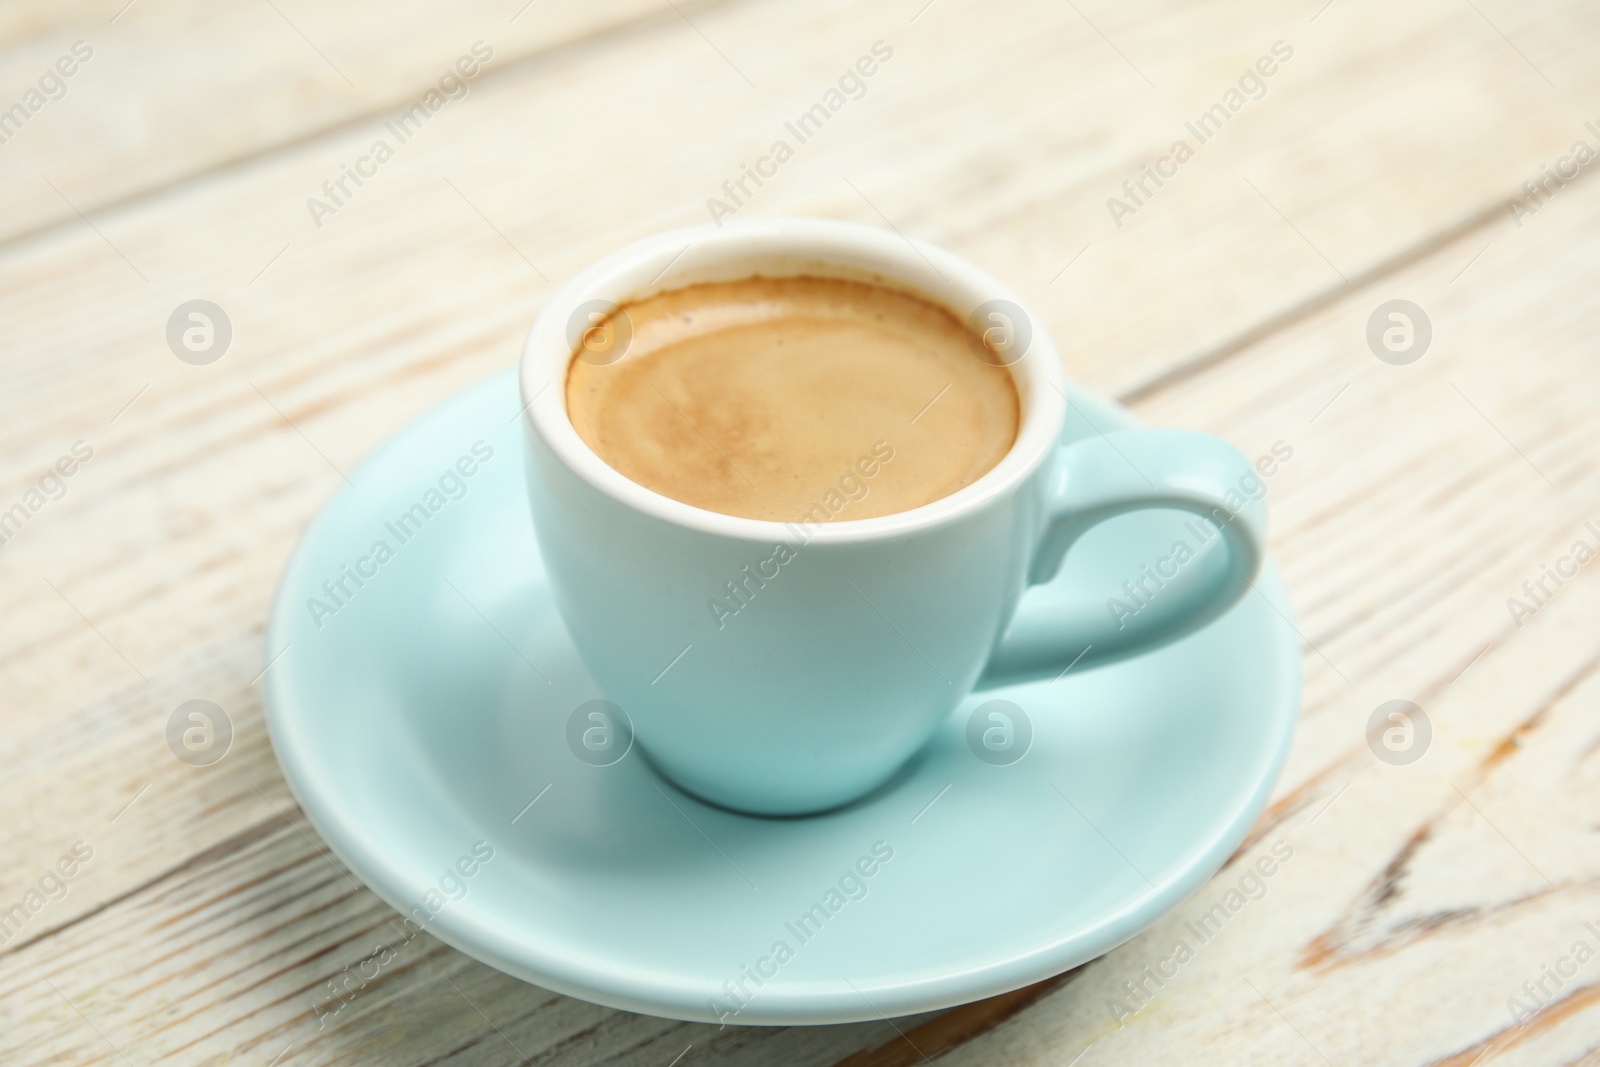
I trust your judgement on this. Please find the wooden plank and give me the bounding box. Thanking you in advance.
[833,978,1073,1067]
[3,0,1600,1061]
[939,118,1600,1067]
[0,0,719,246]
[0,808,943,1066]
[2,0,1584,915]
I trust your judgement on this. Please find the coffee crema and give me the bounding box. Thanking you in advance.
[565,275,1020,522]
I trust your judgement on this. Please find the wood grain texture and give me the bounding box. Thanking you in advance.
[833,978,1073,1067]
[942,125,1600,1067]
[0,0,718,246]
[2,0,1598,1061]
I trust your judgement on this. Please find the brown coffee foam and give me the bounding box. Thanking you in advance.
[566,276,1019,522]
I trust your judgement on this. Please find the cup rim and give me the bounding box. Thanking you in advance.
[519,217,1066,545]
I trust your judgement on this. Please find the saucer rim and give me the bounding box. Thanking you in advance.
[263,370,1301,1025]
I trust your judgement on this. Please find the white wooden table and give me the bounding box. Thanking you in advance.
[3,0,1598,1063]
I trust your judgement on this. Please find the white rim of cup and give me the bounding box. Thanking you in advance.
[519,217,1067,545]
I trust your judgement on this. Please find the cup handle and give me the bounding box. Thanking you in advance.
[976,428,1268,688]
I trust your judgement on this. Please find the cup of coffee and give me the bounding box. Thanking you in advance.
[520,218,1266,815]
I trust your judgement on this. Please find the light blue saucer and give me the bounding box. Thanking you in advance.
[263,370,1299,1025]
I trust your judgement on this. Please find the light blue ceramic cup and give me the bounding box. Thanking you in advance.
[519,219,1266,816]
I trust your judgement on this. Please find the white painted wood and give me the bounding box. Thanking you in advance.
[3,0,1599,1061]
